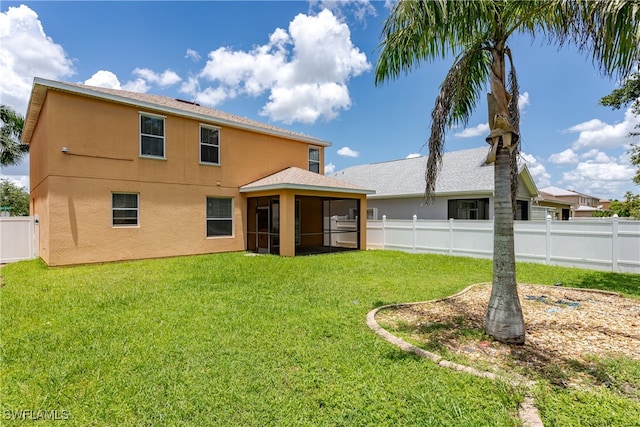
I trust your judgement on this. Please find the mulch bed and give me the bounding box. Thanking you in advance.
[377,283,639,391]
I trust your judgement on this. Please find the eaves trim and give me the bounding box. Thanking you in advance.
[29,78,331,147]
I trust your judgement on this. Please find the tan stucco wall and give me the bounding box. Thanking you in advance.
[29,89,337,266]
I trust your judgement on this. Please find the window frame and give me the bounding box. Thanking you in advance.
[139,112,166,159]
[206,196,234,238]
[199,124,221,165]
[308,146,321,174]
[112,192,139,227]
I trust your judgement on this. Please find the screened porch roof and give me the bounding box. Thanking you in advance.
[240,167,375,195]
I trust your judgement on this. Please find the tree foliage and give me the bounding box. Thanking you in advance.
[0,105,28,167]
[599,71,640,185]
[0,178,29,216]
[610,192,640,219]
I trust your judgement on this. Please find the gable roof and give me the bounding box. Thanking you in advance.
[240,167,374,195]
[22,78,330,147]
[331,146,538,198]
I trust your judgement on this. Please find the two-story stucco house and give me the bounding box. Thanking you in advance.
[23,78,372,266]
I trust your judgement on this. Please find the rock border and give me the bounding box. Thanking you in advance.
[366,283,543,427]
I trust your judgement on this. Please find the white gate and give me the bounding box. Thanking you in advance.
[0,216,39,263]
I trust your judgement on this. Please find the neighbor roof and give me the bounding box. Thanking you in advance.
[22,78,330,147]
[240,167,375,195]
[331,146,538,198]
[539,186,580,197]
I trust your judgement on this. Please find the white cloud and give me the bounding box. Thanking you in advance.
[548,148,578,164]
[0,5,75,114]
[189,9,370,124]
[566,107,640,150]
[179,76,200,97]
[324,162,336,174]
[185,48,201,61]
[561,161,636,199]
[337,146,359,157]
[84,70,122,89]
[195,86,235,107]
[406,153,421,159]
[454,122,489,138]
[132,68,181,87]
[518,92,530,112]
[520,151,551,188]
[309,0,377,22]
[121,78,151,93]
[85,68,182,93]
[84,71,151,93]
[0,172,30,191]
[581,149,614,163]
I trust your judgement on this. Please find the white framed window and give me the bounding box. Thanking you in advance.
[309,146,320,173]
[207,197,233,237]
[112,193,139,226]
[140,113,165,158]
[200,125,220,165]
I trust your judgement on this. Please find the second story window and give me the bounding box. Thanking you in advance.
[140,113,165,158]
[309,147,320,174]
[200,125,220,165]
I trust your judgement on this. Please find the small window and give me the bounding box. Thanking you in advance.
[207,197,233,237]
[200,125,220,165]
[112,193,138,226]
[140,113,165,158]
[309,147,320,173]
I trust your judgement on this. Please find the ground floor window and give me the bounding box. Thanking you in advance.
[112,193,138,226]
[515,200,529,220]
[207,197,233,237]
[448,198,490,220]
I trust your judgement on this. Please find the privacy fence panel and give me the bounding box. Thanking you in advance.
[369,216,640,273]
[0,216,39,264]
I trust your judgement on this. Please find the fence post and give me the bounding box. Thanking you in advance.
[612,215,619,272]
[449,218,454,255]
[545,215,552,265]
[412,215,417,253]
[382,215,386,250]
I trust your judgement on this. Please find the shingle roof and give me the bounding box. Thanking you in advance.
[539,186,579,197]
[240,167,374,195]
[331,146,500,198]
[23,78,329,146]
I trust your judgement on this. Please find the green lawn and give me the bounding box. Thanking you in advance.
[1,251,638,426]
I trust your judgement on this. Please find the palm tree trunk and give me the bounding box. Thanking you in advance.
[485,143,525,344]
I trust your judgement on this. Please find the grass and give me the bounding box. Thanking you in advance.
[1,251,638,426]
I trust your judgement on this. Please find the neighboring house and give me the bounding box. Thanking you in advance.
[538,186,604,218]
[330,147,538,220]
[533,193,573,220]
[23,78,372,266]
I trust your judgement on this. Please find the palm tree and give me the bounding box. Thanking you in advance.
[1,105,28,167]
[375,0,639,344]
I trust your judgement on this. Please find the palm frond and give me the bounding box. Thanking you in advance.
[425,46,491,202]
[375,0,499,85]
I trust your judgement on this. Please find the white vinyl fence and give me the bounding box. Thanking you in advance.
[368,216,640,273]
[0,216,39,264]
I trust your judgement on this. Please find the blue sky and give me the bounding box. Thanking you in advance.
[1,1,638,200]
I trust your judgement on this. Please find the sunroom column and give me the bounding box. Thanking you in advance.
[279,190,295,256]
